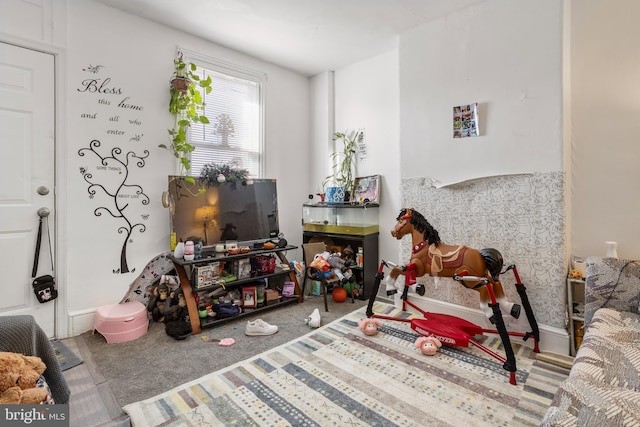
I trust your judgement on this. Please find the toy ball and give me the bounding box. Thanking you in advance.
[569,269,583,280]
[332,287,347,303]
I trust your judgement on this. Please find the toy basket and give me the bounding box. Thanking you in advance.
[256,255,276,275]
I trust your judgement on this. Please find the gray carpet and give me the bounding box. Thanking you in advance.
[80,296,369,409]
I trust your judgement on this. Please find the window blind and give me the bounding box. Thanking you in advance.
[187,62,264,178]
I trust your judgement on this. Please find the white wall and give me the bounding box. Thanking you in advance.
[64,0,309,334]
[5,0,640,342]
[570,0,640,260]
[321,0,569,351]
[309,71,335,196]
[400,0,563,186]
[333,50,401,267]
[3,0,311,337]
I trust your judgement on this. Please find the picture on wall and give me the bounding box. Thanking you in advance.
[453,103,479,138]
[352,175,380,205]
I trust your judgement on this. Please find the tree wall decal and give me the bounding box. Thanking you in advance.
[78,139,150,274]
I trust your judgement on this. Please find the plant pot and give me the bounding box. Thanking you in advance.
[171,77,191,93]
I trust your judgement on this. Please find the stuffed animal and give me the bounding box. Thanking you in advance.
[147,282,171,322]
[328,253,355,284]
[327,253,347,270]
[309,252,331,272]
[414,336,442,356]
[164,286,193,339]
[0,352,50,404]
[358,318,382,336]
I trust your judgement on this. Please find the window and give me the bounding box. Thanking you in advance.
[183,50,266,178]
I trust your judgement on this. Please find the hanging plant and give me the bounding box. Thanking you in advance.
[159,52,212,185]
[200,162,249,187]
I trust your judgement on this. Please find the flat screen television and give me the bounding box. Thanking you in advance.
[167,176,279,246]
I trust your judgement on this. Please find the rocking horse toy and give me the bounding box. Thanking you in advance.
[365,208,540,385]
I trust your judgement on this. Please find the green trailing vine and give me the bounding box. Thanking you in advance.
[160,52,212,186]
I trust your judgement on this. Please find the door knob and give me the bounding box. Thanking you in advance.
[37,186,50,195]
[37,207,50,218]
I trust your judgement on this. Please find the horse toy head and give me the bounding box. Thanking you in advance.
[358,318,382,336]
[415,336,442,356]
[391,208,441,247]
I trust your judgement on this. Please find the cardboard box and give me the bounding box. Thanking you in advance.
[264,288,280,305]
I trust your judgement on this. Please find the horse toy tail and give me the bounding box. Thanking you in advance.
[479,248,503,281]
[467,248,519,322]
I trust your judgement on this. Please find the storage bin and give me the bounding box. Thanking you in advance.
[92,301,148,344]
[256,255,276,274]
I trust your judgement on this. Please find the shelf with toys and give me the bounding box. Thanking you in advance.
[170,244,301,334]
[567,261,586,356]
[302,231,378,300]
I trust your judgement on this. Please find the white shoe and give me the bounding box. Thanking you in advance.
[304,308,321,328]
[245,319,278,336]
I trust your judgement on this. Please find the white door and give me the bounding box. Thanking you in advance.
[0,42,56,337]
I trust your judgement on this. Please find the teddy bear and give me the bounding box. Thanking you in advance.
[358,318,383,336]
[0,352,50,404]
[414,336,442,356]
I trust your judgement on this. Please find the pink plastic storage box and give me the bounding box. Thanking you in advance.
[92,301,148,344]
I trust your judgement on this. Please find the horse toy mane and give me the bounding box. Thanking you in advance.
[397,208,441,247]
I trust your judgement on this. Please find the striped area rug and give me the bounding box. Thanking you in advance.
[123,302,569,426]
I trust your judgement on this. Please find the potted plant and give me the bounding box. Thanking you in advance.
[160,52,213,184]
[324,129,362,203]
[200,162,249,187]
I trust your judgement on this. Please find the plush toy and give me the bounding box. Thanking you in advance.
[165,286,188,322]
[342,245,356,265]
[309,252,331,272]
[0,352,50,404]
[414,336,442,356]
[327,253,347,270]
[328,252,355,284]
[358,318,382,336]
[147,283,171,322]
[164,286,193,339]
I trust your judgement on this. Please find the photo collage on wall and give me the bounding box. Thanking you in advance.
[453,102,479,138]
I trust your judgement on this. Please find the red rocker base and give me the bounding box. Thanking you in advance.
[366,260,540,385]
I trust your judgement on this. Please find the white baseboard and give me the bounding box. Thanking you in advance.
[379,294,570,356]
[67,308,97,337]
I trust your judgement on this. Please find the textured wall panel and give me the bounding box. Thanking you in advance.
[397,172,566,328]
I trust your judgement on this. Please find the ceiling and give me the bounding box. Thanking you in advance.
[97,0,485,76]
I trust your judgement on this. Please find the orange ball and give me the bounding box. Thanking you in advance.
[332,287,347,303]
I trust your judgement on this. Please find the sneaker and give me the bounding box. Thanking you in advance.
[304,308,321,328]
[245,319,279,336]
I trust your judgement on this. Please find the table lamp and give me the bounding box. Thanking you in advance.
[194,206,217,245]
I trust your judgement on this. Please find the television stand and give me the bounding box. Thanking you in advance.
[170,244,301,335]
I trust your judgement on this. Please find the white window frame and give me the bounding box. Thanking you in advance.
[179,47,267,178]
